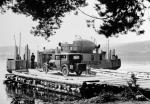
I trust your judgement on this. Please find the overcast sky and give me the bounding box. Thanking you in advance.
[0,1,150,52]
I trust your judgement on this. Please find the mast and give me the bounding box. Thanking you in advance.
[14,35,18,60]
[14,35,16,46]
[19,33,21,58]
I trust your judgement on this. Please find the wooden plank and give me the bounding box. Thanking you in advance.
[10,68,150,91]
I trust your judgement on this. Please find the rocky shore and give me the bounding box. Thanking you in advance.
[55,96,150,104]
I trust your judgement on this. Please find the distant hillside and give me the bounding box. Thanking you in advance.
[0,46,15,60]
[0,46,27,61]
[1,40,150,63]
[114,40,150,63]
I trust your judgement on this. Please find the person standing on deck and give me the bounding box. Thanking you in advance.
[31,53,35,69]
[46,56,52,72]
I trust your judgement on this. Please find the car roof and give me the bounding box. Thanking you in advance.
[55,52,82,55]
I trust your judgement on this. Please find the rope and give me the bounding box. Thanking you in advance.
[77,7,106,20]
[126,75,150,102]
[136,87,150,101]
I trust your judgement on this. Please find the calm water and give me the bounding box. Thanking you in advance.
[0,60,11,104]
[0,59,150,104]
[0,60,79,104]
[119,62,150,72]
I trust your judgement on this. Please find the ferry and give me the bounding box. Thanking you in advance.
[37,39,121,71]
[5,39,123,98]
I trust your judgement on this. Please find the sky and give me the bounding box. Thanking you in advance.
[0,1,150,53]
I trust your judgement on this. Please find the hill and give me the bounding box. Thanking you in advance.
[0,40,150,63]
[114,40,150,63]
[0,46,15,60]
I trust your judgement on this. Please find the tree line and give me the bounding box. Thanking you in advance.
[0,0,150,39]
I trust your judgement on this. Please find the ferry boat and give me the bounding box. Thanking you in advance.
[37,39,121,71]
[6,39,121,74]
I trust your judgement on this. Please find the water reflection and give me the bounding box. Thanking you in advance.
[5,82,80,104]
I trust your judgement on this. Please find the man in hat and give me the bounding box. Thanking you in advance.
[31,53,35,69]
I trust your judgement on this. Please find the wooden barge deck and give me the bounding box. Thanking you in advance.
[5,68,150,98]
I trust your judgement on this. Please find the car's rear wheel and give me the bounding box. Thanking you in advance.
[62,67,69,76]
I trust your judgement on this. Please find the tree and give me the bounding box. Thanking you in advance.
[0,0,87,39]
[94,0,147,37]
[0,0,11,13]
[0,0,149,38]
[0,0,10,7]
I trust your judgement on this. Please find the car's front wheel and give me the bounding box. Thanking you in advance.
[62,66,69,76]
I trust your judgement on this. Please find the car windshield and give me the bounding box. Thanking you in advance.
[69,54,82,61]
[55,55,66,60]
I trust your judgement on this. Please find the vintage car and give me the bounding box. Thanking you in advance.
[47,53,86,76]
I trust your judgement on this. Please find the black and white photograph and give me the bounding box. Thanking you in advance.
[0,0,150,104]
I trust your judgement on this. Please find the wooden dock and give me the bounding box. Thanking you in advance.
[5,68,150,98]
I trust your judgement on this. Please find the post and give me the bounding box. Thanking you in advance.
[109,50,111,60]
[26,44,29,71]
[25,44,30,72]
[107,38,110,59]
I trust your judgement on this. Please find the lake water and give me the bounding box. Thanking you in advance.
[0,60,11,104]
[119,62,150,72]
[0,59,150,104]
[0,60,79,104]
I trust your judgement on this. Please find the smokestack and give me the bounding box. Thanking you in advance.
[109,50,111,60]
[14,45,18,60]
[113,49,115,56]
